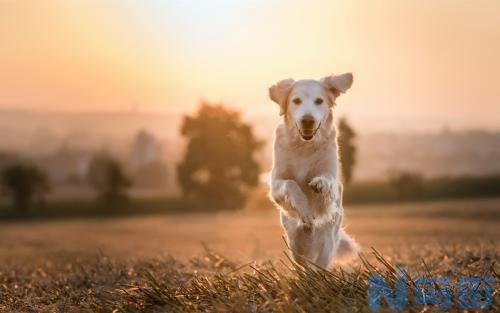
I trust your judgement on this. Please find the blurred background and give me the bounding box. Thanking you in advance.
[0,0,499,264]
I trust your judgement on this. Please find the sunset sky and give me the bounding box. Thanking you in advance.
[1,0,499,131]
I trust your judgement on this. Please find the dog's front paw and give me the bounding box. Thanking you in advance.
[309,177,342,202]
[309,176,333,195]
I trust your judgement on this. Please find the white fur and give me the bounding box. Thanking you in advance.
[268,74,359,268]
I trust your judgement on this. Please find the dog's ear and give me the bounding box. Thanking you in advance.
[269,78,295,115]
[321,73,353,106]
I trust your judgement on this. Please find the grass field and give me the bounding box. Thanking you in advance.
[0,198,498,312]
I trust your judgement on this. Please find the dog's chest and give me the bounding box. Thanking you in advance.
[284,147,330,186]
[287,154,316,183]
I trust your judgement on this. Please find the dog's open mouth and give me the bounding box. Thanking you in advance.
[295,122,321,141]
[301,134,314,141]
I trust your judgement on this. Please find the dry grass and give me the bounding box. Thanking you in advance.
[0,198,499,312]
[0,244,498,312]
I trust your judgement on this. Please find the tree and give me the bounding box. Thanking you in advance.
[130,130,162,171]
[337,117,357,185]
[177,103,263,211]
[87,154,131,202]
[1,164,50,211]
[130,129,168,188]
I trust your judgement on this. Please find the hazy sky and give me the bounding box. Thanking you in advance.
[1,0,499,131]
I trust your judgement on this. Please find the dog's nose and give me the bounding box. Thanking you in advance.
[301,115,315,129]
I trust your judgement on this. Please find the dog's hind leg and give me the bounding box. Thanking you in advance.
[312,219,341,268]
[281,211,318,266]
[314,234,335,268]
[335,228,359,261]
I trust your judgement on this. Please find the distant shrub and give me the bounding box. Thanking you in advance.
[388,170,425,200]
[426,175,500,199]
[87,154,131,202]
[344,173,500,205]
[1,164,50,211]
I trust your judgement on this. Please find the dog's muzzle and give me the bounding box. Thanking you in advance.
[297,116,320,141]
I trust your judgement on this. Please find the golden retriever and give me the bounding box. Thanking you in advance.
[268,73,359,268]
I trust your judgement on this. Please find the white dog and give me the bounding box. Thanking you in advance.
[268,73,359,268]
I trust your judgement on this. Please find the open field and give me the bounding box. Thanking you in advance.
[0,198,499,312]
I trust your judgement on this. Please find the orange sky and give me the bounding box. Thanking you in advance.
[1,0,499,131]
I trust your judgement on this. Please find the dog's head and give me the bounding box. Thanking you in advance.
[269,73,353,141]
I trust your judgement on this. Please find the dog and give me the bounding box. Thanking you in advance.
[268,73,359,268]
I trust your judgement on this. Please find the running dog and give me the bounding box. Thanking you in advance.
[268,73,359,268]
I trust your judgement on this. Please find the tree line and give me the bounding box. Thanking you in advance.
[0,103,358,212]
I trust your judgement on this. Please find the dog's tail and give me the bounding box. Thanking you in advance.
[336,228,360,261]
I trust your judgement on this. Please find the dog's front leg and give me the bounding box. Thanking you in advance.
[271,179,315,225]
[308,175,343,218]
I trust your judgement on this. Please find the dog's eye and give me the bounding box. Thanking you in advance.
[292,98,302,105]
[314,98,324,105]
